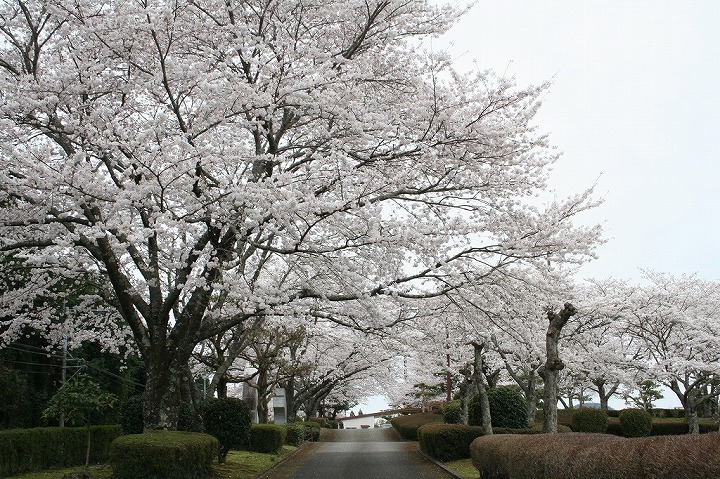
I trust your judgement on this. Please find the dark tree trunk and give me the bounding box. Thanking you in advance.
[539,303,576,433]
[143,351,183,430]
[285,376,297,423]
[216,376,228,398]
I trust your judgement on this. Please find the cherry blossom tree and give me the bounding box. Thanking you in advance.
[625,272,720,434]
[562,279,640,411]
[0,0,601,429]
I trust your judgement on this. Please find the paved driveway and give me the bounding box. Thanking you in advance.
[257,428,456,479]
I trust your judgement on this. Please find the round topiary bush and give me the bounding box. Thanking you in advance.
[202,397,251,463]
[443,400,461,424]
[488,386,528,429]
[571,407,608,433]
[619,408,652,437]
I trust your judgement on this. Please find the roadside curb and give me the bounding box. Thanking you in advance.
[417,446,464,479]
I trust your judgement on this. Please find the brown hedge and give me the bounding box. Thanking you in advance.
[471,432,720,479]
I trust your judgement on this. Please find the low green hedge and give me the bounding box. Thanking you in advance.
[0,425,122,477]
[418,423,485,461]
[390,412,444,440]
[571,408,608,433]
[110,430,218,479]
[248,424,287,453]
[471,431,720,479]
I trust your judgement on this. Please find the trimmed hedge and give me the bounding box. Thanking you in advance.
[202,398,251,462]
[284,424,307,446]
[619,409,653,437]
[471,431,720,479]
[488,386,528,429]
[248,424,287,453]
[0,425,122,477]
[390,412,444,440]
[418,423,485,461]
[110,431,218,479]
[571,408,608,433]
[442,400,461,424]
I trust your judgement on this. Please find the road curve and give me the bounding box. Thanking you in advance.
[257,428,456,479]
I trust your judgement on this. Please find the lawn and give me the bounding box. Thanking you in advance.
[7,446,297,479]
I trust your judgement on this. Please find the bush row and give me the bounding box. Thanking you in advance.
[418,423,485,461]
[0,425,122,477]
[248,424,287,453]
[471,431,720,479]
[419,422,572,461]
[110,431,217,479]
[569,408,718,436]
[391,412,444,440]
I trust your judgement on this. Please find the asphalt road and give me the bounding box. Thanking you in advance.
[257,428,457,479]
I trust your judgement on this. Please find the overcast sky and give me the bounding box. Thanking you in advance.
[436,0,720,283]
[357,1,718,414]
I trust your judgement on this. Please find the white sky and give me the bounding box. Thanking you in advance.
[355,1,719,413]
[435,0,720,283]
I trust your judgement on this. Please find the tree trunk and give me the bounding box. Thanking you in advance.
[458,376,473,425]
[216,376,228,398]
[84,423,91,477]
[143,351,184,430]
[285,377,297,423]
[539,303,576,433]
[472,342,492,435]
[523,373,538,427]
[687,408,699,434]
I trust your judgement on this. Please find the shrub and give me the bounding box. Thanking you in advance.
[110,431,217,479]
[248,424,286,453]
[418,423,485,461]
[470,431,720,479]
[488,386,528,429]
[306,417,330,428]
[304,423,321,442]
[284,423,306,446]
[0,425,122,477]
[202,397,251,462]
[442,400,461,424]
[390,412,443,440]
[571,407,608,433]
[120,394,145,434]
[619,408,653,437]
[493,424,572,434]
[177,401,199,432]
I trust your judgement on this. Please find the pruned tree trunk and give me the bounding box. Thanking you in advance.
[538,303,576,433]
[472,342,492,435]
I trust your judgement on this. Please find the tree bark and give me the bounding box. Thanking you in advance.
[524,374,538,427]
[143,350,184,430]
[472,342,492,435]
[539,303,577,433]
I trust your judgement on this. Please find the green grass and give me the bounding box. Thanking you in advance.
[443,458,480,479]
[214,446,297,479]
[7,446,297,479]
